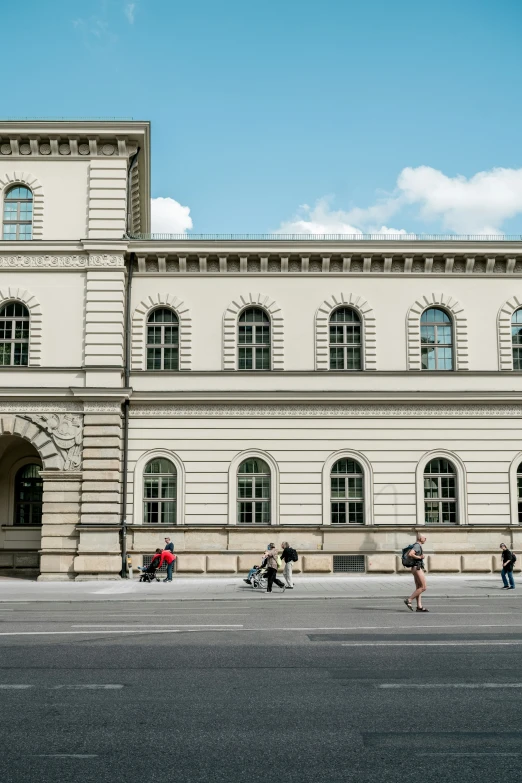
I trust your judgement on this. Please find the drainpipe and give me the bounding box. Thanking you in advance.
[121,253,135,577]
[120,147,140,577]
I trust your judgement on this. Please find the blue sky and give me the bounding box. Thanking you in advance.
[3,0,522,235]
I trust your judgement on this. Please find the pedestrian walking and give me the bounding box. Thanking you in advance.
[500,543,516,590]
[244,543,273,585]
[155,548,176,583]
[164,537,174,554]
[403,534,428,612]
[264,543,286,593]
[280,541,298,588]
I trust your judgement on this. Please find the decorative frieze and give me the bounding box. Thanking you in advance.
[130,404,522,417]
[0,136,136,158]
[0,254,124,269]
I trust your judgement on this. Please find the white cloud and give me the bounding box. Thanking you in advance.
[276,165,522,236]
[397,166,522,234]
[151,197,193,235]
[124,3,136,23]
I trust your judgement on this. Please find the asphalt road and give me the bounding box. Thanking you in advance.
[0,593,521,783]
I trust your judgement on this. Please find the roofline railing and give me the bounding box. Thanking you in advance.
[129,233,522,242]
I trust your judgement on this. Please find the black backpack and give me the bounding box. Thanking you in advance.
[401,544,416,568]
[288,548,298,562]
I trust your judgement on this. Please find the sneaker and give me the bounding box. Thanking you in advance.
[285,586,293,589]
[243,579,252,584]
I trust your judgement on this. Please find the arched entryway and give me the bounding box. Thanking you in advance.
[0,435,42,574]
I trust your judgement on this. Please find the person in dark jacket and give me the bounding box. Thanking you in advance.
[164,537,174,554]
[280,541,295,589]
[500,543,516,589]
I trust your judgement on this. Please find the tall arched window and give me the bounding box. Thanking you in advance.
[146,308,179,371]
[424,458,456,524]
[329,307,362,370]
[238,307,270,370]
[420,307,453,370]
[3,186,33,240]
[14,464,43,526]
[237,457,270,524]
[517,462,522,525]
[331,458,364,524]
[511,309,522,370]
[0,302,29,366]
[143,458,177,524]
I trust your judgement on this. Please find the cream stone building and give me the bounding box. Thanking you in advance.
[1,119,522,580]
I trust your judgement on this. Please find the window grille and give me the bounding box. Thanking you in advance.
[0,302,29,366]
[14,463,42,526]
[333,555,365,573]
[329,307,362,370]
[238,307,270,370]
[330,458,364,524]
[143,458,177,524]
[143,554,168,573]
[2,186,33,240]
[512,309,522,370]
[146,308,179,371]
[237,457,271,524]
[423,458,456,524]
[420,307,453,370]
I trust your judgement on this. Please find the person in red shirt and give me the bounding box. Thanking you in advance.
[155,548,176,582]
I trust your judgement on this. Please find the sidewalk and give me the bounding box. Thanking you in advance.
[0,574,517,601]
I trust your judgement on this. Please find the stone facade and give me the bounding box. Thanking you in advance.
[1,119,522,578]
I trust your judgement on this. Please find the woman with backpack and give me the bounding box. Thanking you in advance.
[280,541,298,589]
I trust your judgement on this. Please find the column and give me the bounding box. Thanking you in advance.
[74,403,123,580]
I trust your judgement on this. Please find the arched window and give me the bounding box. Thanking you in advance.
[420,307,453,370]
[512,309,522,370]
[143,458,177,524]
[146,308,179,371]
[331,458,364,524]
[517,462,522,524]
[329,307,362,370]
[424,458,456,524]
[0,302,29,366]
[3,186,33,240]
[238,307,270,370]
[14,464,43,526]
[237,457,271,524]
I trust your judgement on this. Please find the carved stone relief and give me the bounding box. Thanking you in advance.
[0,413,83,471]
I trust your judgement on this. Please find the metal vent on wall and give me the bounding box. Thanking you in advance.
[333,555,365,573]
[143,554,168,573]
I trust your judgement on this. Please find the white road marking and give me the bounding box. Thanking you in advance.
[35,754,98,758]
[378,683,522,688]
[358,642,522,648]
[53,684,123,689]
[71,624,244,628]
[0,684,33,689]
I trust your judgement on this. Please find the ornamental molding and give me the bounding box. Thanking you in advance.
[0,137,137,159]
[130,404,522,417]
[82,401,123,413]
[406,294,469,371]
[0,402,83,413]
[0,413,82,471]
[498,296,522,371]
[315,293,376,371]
[0,172,44,239]
[0,286,42,366]
[0,254,124,269]
[131,294,192,371]
[223,293,284,371]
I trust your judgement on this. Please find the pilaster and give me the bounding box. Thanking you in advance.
[38,471,81,581]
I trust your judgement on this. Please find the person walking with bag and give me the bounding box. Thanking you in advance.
[500,543,516,590]
[264,543,286,594]
[280,541,298,589]
[403,534,428,612]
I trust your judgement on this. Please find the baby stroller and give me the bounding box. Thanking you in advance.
[138,559,161,583]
